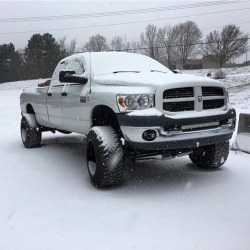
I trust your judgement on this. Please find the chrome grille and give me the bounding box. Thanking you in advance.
[163,101,194,112]
[203,99,224,110]
[163,87,194,99]
[202,87,224,96]
[162,86,225,112]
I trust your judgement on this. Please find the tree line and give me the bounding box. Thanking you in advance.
[0,21,248,83]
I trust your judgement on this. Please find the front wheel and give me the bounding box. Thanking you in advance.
[86,126,124,188]
[21,114,41,148]
[189,141,229,169]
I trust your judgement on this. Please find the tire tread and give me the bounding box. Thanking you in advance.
[87,126,124,187]
[189,141,229,169]
[21,115,41,148]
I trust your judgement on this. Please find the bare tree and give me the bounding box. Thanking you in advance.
[130,41,141,54]
[58,37,78,56]
[110,36,131,52]
[110,36,123,51]
[157,25,178,69]
[203,24,248,67]
[84,34,109,52]
[174,21,202,67]
[67,38,77,55]
[58,36,67,56]
[140,24,160,60]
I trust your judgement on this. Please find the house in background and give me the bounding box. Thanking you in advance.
[175,55,218,70]
[161,55,245,70]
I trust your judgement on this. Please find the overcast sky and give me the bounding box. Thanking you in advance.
[0,0,250,63]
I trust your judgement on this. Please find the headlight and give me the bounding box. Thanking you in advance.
[117,94,154,112]
[138,95,151,109]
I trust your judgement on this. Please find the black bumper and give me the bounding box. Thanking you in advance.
[117,109,236,151]
[125,133,233,150]
[117,109,236,127]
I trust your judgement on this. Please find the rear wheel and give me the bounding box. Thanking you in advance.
[86,126,124,187]
[189,141,229,169]
[21,114,41,148]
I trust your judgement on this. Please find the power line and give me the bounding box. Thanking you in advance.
[1,7,250,36]
[81,37,250,53]
[14,37,249,55]
[0,0,248,23]
[12,20,250,49]
[103,20,250,43]
[202,20,250,31]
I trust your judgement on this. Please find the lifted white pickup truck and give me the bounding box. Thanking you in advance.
[20,52,236,187]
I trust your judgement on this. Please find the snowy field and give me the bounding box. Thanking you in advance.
[1,67,250,250]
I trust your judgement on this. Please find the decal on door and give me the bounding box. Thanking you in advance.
[80,95,90,103]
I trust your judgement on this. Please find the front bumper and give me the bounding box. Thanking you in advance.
[117,109,236,150]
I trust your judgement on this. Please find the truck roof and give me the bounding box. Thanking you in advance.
[63,52,172,76]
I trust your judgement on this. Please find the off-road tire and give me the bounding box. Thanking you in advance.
[189,141,229,169]
[21,115,41,148]
[86,126,124,188]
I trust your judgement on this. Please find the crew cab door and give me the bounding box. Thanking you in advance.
[46,60,67,129]
[60,54,91,134]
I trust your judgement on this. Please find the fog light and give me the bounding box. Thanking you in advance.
[142,130,157,141]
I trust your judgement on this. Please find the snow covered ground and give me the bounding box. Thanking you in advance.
[0,67,250,250]
[184,66,250,111]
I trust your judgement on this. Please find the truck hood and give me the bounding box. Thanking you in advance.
[94,71,225,88]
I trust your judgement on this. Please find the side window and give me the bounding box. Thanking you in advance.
[51,60,68,86]
[66,58,85,75]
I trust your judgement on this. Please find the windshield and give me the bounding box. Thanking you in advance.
[90,52,171,76]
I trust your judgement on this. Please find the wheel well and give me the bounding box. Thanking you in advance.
[92,105,121,134]
[26,104,35,114]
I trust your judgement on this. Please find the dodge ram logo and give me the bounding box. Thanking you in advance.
[197,96,203,102]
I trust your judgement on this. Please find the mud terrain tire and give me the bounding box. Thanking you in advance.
[189,141,229,169]
[21,115,41,148]
[86,126,124,188]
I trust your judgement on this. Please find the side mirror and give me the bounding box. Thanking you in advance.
[59,71,88,84]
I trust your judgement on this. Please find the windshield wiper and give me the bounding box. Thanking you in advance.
[113,71,140,74]
[150,70,167,73]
